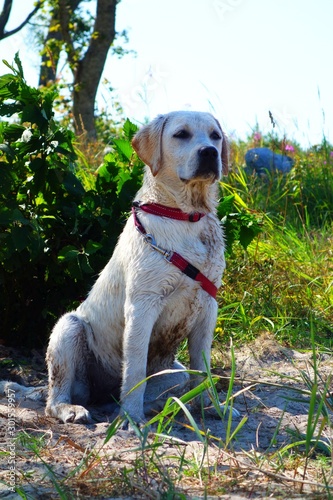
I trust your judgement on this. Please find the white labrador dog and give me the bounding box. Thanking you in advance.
[45,110,229,424]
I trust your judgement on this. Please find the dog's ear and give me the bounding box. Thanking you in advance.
[132,115,167,176]
[221,131,229,176]
[214,117,229,176]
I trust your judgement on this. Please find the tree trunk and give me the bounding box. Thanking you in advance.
[73,0,117,139]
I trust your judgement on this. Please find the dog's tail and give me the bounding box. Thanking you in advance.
[0,381,47,402]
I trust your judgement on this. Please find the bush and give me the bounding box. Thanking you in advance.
[0,55,143,346]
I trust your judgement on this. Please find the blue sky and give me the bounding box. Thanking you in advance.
[1,0,332,146]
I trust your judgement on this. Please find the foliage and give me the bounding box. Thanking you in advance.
[0,55,142,345]
[217,192,263,255]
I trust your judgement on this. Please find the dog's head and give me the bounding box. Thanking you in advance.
[132,111,228,183]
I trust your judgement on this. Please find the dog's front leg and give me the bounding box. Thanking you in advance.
[188,299,218,408]
[120,297,162,424]
[188,299,218,375]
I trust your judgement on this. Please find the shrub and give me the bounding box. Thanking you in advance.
[0,55,143,346]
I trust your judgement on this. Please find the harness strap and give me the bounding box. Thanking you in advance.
[168,252,218,299]
[132,204,218,299]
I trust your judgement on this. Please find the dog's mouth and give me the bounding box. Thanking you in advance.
[180,173,219,185]
[180,167,220,184]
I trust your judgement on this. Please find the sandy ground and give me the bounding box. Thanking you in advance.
[0,333,332,499]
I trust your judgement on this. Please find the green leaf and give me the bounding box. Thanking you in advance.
[3,124,25,141]
[85,240,103,255]
[53,145,77,162]
[239,226,256,250]
[21,104,48,131]
[14,52,24,78]
[217,195,235,219]
[1,60,15,72]
[0,102,22,117]
[96,163,112,182]
[29,157,45,172]
[123,118,139,140]
[11,209,30,225]
[67,258,83,280]
[63,172,85,198]
[0,207,12,225]
[113,138,133,160]
[118,177,141,209]
[0,73,17,98]
[79,253,94,274]
[57,245,80,262]
[42,92,57,120]
[0,162,16,195]
[96,162,119,192]
[0,143,16,160]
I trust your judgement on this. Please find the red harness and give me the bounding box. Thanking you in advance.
[132,201,218,299]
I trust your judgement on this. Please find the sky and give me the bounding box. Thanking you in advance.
[0,0,332,147]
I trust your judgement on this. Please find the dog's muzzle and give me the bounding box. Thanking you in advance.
[194,146,220,180]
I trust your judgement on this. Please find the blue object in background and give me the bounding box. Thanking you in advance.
[245,147,294,174]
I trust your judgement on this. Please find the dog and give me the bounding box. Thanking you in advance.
[45,110,229,425]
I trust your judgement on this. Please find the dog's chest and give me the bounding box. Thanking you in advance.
[178,216,225,282]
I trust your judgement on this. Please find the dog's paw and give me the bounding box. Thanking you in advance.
[46,403,93,424]
[64,405,94,424]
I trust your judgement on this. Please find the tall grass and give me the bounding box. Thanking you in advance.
[216,135,333,349]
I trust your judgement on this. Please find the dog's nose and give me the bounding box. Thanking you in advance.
[198,146,218,159]
[195,145,220,181]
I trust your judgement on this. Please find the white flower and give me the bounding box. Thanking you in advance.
[45,141,59,154]
[21,129,33,142]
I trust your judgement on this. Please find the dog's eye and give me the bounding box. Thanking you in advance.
[210,131,222,140]
[173,130,191,139]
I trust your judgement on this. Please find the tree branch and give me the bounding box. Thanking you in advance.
[0,0,44,40]
[0,0,13,38]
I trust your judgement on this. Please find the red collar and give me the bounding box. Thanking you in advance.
[132,201,206,222]
[132,202,218,299]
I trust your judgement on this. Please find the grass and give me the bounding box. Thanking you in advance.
[3,348,333,498]
[216,135,333,350]
[1,129,333,498]
[217,222,333,348]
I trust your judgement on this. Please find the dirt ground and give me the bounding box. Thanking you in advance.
[0,333,332,499]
